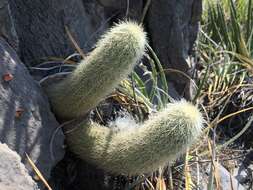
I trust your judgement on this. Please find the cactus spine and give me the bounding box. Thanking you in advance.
[44,22,146,119]
[65,101,203,175]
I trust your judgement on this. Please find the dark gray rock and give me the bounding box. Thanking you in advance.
[97,0,143,20]
[217,164,245,190]
[232,150,253,189]
[0,143,39,190]
[0,0,19,50]
[8,0,108,66]
[147,0,202,99]
[0,38,64,180]
[7,0,201,100]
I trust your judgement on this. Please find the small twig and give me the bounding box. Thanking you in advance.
[229,172,235,190]
[95,108,106,125]
[184,149,191,190]
[196,150,200,190]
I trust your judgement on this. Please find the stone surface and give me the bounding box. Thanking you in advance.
[218,164,245,190]
[8,0,108,66]
[7,0,202,100]
[203,163,246,190]
[0,0,18,50]
[0,38,64,180]
[0,143,39,190]
[147,0,202,99]
[97,0,143,20]
[232,150,253,189]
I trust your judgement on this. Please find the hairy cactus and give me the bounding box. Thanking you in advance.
[44,21,203,175]
[44,22,146,119]
[65,101,203,175]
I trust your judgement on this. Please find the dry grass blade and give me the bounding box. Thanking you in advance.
[184,149,192,190]
[203,106,253,133]
[217,106,253,124]
[25,153,52,190]
[213,161,221,190]
[146,178,155,190]
[156,177,166,190]
[65,25,86,59]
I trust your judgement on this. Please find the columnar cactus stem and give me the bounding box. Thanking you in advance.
[65,101,203,175]
[44,22,146,119]
[44,21,203,175]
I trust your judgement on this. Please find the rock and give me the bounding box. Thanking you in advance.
[233,165,248,184]
[0,143,39,190]
[203,163,245,190]
[232,150,253,189]
[218,164,245,190]
[0,38,64,180]
[7,0,201,100]
[97,0,143,20]
[8,0,108,66]
[147,0,202,99]
[0,0,19,51]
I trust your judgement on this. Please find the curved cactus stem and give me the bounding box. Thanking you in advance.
[65,101,203,175]
[44,21,146,120]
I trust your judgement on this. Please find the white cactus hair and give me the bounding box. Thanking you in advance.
[97,20,147,59]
